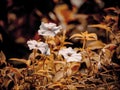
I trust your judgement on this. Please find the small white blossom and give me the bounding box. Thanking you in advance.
[27,40,50,55]
[58,47,82,62]
[38,22,62,37]
[27,40,38,50]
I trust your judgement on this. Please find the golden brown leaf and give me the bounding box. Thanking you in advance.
[70,31,97,40]
[70,62,80,74]
[53,70,65,82]
[48,82,63,89]
[9,58,31,66]
[70,31,97,49]
[87,40,106,50]
[88,24,111,32]
[84,58,91,69]
[0,51,6,65]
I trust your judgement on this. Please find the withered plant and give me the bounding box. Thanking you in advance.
[0,7,120,90]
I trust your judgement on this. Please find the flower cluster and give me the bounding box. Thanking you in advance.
[38,22,62,37]
[27,22,82,63]
[27,22,62,54]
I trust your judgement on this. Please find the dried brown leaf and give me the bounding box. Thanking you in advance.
[88,24,111,32]
[70,31,97,41]
[87,40,106,50]
[0,51,6,65]
[48,82,63,89]
[53,70,64,82]
[70,62,80,74]
[9,58,31,66]
[84,58,91,69]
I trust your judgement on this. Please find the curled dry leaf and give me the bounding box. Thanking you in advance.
[84,58,91,69]
[104,7,120,14]
[48,82,63,89]
[80,51,91,68]
[104,15,119,23]
[53,70,65,82]
[0,51,6,66]
[70,62,81,74]
[103,43,116,51]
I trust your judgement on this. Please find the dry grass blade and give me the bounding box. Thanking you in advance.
[88,24,111,32]
[9,58,31,66]
[104,7,120,14]
[104,7,117,11]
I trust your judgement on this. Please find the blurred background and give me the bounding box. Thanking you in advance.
[0,0,120,59]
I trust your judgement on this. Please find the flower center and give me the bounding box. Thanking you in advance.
[35,44,38,47]
[67,53,72,56]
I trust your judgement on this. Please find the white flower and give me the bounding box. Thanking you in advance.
[58,47,82,62]
[27,40,38,50]
[27,40,50,55]
[38,22,62,37]
[37,42,50,55]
